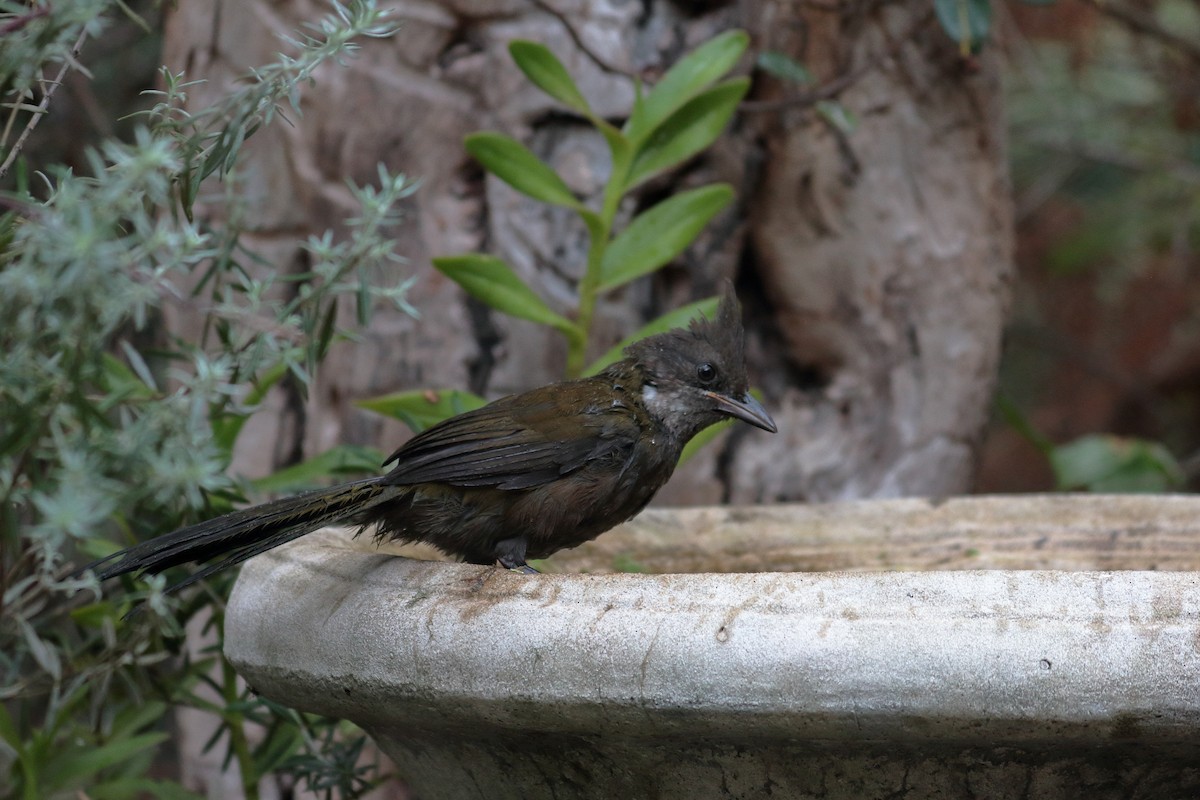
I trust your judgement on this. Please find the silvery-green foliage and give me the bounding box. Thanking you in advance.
[0,0,109,97]
[0,2,405,797]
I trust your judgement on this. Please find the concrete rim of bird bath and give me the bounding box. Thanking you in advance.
[224,495,1200,800]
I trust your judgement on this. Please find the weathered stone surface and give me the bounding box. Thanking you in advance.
[226,495,1200,799]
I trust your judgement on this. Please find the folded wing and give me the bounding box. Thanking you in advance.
[381,387,641,491]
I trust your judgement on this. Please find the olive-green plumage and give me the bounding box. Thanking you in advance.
[83,287,776,592]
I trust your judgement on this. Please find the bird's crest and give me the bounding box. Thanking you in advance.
[624,282,749,394]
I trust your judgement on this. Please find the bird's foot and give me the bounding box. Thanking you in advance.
[493,536,536,574]
[498,560,540,575]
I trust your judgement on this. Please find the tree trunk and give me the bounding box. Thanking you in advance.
[738,2,1014,501]
[163,0,1011,507]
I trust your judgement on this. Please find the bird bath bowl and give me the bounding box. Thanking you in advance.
[224,495,1200,799]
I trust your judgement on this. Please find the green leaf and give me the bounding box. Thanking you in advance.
[250,445,384,494]
[99,353,156,404]
[611,553,648,573]
[625,29,749,146]
[816,100,858,135]
[994,394,1052,454]
[111,701,171,742]
[756,51,812,84]
[18,619,60,682]
[45,733,168,792]
[626,78,750,189]
[252,722,303,776]
[117,339,159,392]
[0,703,21,750]
[358,389,488,433]
[88,777,206,800]
[680,419,733,465]
[933,0,993,53]
[432,253,581,337]
[584,297,719,375]
[211,361,289,454]
[599,185,734,291]
[70,601,117,628]
[509,40,590,113]
[1050,434,1184,493]
[464,132,580,208]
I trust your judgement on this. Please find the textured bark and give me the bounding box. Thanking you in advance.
[162,0,1011,507]
[738,2,1014,502]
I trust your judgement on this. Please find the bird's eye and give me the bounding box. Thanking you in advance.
[696,362,717,384]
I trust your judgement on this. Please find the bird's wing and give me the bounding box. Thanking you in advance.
[380,386,642,491]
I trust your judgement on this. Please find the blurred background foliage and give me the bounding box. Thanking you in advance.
[977,0,1200,493]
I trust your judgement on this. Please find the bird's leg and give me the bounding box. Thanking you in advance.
[494,536,539,574]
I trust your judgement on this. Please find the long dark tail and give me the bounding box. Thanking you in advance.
[78,477,392,594]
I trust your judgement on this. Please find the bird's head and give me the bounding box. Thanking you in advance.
[624,286,777,444]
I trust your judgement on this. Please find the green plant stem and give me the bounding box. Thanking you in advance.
[20,752,38,800]
[222,655,260,800]
[568,219,610,378]
[565,148,630,378]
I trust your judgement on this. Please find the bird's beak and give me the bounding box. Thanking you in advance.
[707,391,778,433]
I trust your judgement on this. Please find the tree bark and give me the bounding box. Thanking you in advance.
[738,1,1014,501]
[163,0,1011,507]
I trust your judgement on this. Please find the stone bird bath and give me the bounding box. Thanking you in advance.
[224,495,1200,799]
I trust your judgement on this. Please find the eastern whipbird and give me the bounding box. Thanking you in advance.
[80,286,776,593]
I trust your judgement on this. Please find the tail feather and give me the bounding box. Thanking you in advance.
[78,478,391,591]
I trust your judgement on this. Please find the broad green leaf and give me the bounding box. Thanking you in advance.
[465,132,579,208]
[933,0,993,53]
[433,253,580,336]
[1050,434,1184,493]
[757,51,812,84]
[626,78,749,189]
[358,389,488,433]
[625,29,749,146]
[599,185,734,291]
[583,297,719,376]
[509,40,590,113]
[679,418,733,465]
[250,445,384,494]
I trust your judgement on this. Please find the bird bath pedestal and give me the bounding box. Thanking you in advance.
[224,496,1200,799]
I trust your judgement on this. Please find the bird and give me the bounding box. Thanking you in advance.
[81,286,776,593]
